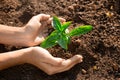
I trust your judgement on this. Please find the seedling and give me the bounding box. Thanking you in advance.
[40,16,92,50]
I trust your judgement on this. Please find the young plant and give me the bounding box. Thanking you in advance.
[40,16,92,50]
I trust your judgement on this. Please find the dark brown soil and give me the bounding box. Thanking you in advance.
[0,0,120,80]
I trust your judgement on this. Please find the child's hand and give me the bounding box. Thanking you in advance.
[23,14,65,46]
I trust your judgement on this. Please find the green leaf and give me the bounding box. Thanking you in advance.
[40,31,59,48]
[61,21,72,32]
[68,25,93,37]
[52,16,62,31]
[58,34,69,50]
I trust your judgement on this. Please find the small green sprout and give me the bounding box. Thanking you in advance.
[40,16,93,50]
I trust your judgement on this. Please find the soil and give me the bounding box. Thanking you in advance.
[0,0,120,80]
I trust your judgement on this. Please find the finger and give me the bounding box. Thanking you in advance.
[57,55,83,72]
[59,17,66,23]
[34,33,48,45]
[62,55,83,66]
[34,14,50,21]
[34,36,45,45]
[45,57,65,66]
[47,17,66,24]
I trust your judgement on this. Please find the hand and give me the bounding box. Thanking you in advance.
[23,14,65,46]
[24,47,83,75]
[0,46,83,75]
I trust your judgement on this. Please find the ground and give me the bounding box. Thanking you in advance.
[0,0,120,80]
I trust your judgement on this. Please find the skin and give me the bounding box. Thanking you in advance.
[0,14,83,75]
